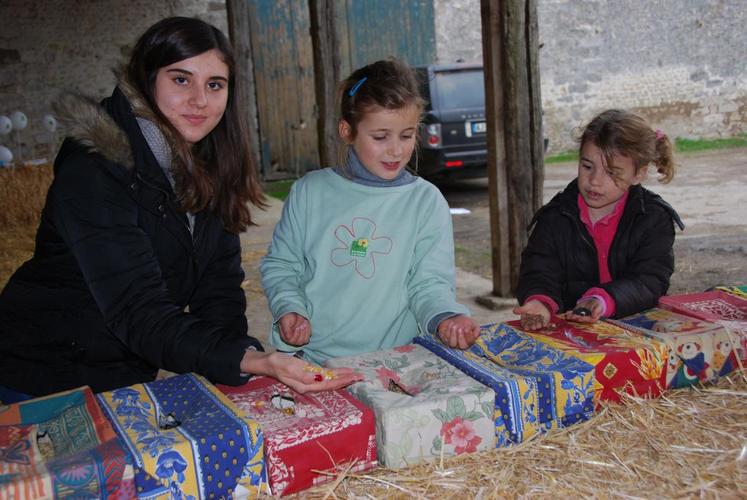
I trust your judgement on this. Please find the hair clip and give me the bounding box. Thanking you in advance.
[348,77,368,97]
[655,129,664,140]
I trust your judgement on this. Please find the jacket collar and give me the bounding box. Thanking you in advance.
[53,71,176,194]
[528,178,684,231]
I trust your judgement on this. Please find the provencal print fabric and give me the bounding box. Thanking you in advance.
[608,308,740,389]
[659,290,747,362]
[326,344,495,468]
[415,323,595,447]
[714,285,747,300]
[507,318,669,403]
[218,376,377,496]
[97,373,267,499]
[0,386,133,500]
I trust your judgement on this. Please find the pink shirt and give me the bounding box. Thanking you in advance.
[523,191,629,318]
[576,191,629,317]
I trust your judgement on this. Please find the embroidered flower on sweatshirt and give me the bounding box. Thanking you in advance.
[331,217,392,279]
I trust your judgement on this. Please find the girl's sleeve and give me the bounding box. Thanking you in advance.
[259,181,310,348]
[51,155,253,385]
[600,207,675,318]
[516,215,567,310]
[188,228,263,351]
[406,189,469,333]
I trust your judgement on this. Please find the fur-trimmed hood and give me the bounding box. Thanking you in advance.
[52,68,177,172]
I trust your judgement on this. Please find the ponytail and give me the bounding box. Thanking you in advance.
[653,131,675,184]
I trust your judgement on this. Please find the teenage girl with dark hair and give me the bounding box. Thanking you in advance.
[513,109,684,331]
[0,17,360,400]
[261,59,480,364]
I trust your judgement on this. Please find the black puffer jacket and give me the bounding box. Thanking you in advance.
[516,179,684,318]
[0,84,261,396]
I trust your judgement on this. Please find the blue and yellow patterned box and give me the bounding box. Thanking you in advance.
[415,323,596,447]
[97,373,268,499]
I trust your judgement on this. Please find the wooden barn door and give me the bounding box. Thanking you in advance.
[340,0,436,74]
[247,1,318,179]
[247,0,436,179]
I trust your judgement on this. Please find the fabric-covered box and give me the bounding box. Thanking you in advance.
[415,323,596,447]
[608,308,740,389]
[659,290,747,362]
[218,376,377,496]
[506,318,669,403]
[714,285,747,300]
[325,344,495,468]
[0,386,134,500]
[98,373,268,499]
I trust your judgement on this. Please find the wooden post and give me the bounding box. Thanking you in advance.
[481,0,544,296]
[226,0,264,177]
[481,0,511,297]
[526,0,545,213]
[309,0,342,168]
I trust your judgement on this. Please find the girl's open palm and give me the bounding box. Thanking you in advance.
[512,300,551,331]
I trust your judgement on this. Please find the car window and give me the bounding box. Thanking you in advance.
[433,69,485,110]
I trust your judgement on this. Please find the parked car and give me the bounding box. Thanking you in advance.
[413,62,547,181]
[413,62,487,180]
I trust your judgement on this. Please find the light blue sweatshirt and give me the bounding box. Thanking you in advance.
[260,168,469,364]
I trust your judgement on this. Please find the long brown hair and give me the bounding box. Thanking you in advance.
[578,109,675,184]
[127,16,265,233]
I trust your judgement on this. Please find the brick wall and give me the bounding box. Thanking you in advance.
[434,0,747,153]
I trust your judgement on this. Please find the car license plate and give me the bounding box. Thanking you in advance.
[465,120,486,137]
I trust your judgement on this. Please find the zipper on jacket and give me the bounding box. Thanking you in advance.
[134,172,194,239]
[559,208,595,251]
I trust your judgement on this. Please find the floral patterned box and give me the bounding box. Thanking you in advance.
[608,308,740,389]
[415,323,596,447]
[217,376,377,496]
[659,290,747,362]
[506,318,669,403]
[98,373,268,499]
[325,344,496,468]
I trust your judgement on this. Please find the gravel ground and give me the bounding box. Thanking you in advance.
[439,147,747,295]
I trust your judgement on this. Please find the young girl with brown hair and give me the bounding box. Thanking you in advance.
[261,59,480,364]
[514,109,684,331]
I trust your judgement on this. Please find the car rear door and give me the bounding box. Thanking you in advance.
[429,68,486,150]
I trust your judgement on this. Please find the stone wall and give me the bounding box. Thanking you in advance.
[2,0,745,160]
[0,0,227,160]
[434,0,747,153]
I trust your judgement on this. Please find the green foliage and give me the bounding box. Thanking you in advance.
[674,135,747,152]
[544,135,747,164]
[544,150,579,164]
[263,179,295,201]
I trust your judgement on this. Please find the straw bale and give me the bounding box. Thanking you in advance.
[296,372,747,499]
[0,164,53,229]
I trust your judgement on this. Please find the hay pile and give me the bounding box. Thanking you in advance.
[304,372,747,498]
[0,164,53,229]
[0,164,53,287]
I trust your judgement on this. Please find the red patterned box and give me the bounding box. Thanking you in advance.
[507,318,669,403]
[659,291,747,362]
[218,377,377,496]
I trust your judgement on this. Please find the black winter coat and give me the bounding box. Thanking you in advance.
[516,179,684,319]
[0,86,262,396]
